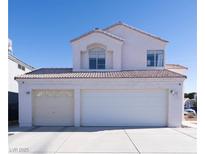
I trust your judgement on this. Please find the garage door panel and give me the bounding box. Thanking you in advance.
[81,89,168,126]
[32,90,74,126]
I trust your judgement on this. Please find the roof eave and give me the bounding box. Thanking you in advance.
[70,29,124,43]
[15,76,186,80]
[8,54,35,70]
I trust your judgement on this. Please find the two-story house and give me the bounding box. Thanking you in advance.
[16,22,187,127]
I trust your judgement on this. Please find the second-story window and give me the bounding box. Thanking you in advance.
[147,50,164,67]
[89,48,105,69]
[18,64,25,71]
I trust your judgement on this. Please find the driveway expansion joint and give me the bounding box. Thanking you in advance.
[124,129,141,154]
[55,127,76,153]
[171,128,197,139]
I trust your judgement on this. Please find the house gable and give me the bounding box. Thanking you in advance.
[105,23,168,70]
[104,21,168,43]
[70,22,169,71]
[70,29,124,43]
[71,30,123,71]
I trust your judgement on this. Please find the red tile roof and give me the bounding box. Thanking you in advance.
[15,68,186,79]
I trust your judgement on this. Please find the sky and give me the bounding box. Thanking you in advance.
[9,0,196,93]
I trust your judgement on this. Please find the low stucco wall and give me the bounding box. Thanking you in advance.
[17,78,184,127]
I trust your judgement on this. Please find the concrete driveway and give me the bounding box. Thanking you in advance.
[9,127,196,154]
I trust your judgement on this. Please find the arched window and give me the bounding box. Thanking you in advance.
[89,47,105,69]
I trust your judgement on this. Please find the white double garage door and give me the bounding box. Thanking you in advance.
[32,89,168,126]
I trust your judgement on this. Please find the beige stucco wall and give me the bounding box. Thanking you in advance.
[106,25,167,70]
[71,25,167,71]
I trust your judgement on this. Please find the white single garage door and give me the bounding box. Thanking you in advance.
[81,89,168,126]
[32,90,74,126]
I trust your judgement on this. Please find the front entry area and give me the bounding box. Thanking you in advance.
[32,89,74,126]
[80,89,168,127]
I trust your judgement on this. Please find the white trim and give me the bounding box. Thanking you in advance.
[74,89,80,127]
[70,29,124,43]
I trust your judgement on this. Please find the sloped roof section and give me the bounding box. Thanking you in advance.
[15,68,186,79]
[166,64,188,69]
[104,21,169,43]
[70,28,124,43]
[8,54,35,70]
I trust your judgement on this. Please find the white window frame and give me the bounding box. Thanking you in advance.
[89,48,106,69]
[147,50,164,67]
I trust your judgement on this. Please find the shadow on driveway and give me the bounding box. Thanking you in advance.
[9,126,168,133]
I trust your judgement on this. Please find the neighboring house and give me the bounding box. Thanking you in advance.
[8,39,34,121]
[16,22,187,127]
[184,92,197,112]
